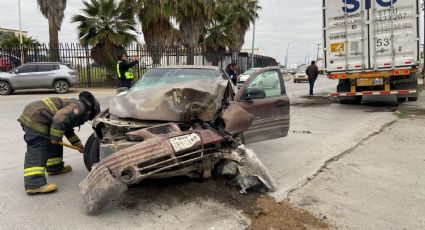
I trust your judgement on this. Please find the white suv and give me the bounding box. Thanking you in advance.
[0,62,79,95]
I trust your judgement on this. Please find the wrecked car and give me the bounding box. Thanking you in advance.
[80,66,290,215]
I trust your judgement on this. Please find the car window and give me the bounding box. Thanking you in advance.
[243,68,260,75]
[17,65,37,73]
[246,70,283,98]
[38,64,58,72]
[130,68,221,92]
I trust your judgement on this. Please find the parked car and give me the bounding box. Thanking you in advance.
[237,67,261,87]
[0,54,21,72]
[0,57,12,72]
[0,62,79,95]
[293,68,309,83]
[80,66,290,214]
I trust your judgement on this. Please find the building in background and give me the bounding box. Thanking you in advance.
[0,27,28,37]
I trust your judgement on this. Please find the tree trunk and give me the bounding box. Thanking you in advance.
[48,16,60,62]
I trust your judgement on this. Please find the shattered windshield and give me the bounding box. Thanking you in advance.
[130,68,221,92]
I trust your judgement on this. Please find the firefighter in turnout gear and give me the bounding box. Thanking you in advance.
[117,53,139,88]
[18,91,101,194]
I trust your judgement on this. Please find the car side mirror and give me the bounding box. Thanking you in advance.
[240,88,266,101]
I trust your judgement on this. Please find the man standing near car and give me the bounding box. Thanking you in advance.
[18,91,100,194]
[226,62,238,85]
[117,53,139,88]
[306,61,319,95]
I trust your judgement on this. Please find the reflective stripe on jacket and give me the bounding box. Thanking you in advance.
[116,61,135,80]
[18,97,86,143]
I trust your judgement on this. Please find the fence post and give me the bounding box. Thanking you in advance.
[176,47,180,65]
[84,45,92,87]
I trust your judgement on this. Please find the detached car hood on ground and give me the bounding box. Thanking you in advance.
[109,79,229,122]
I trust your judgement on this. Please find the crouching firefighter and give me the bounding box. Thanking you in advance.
[18,91,100,195]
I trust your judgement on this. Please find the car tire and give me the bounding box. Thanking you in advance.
[53,80,70,94]
[408,97,418,102]
[84,133,100,171]
[0,81,12,95]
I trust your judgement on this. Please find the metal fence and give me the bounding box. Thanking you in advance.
[0,43,278,87]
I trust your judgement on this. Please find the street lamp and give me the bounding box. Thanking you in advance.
[18,0,23,45]
[251,21,256,68]
[285,41,297,69]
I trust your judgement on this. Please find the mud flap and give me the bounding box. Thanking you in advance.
[79,164,127,215]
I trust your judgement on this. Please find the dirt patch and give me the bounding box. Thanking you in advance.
[113,177,330,229]
[247,196,330,230]
[292,95,336,107]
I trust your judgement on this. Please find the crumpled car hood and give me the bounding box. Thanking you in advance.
[109,79,229,122]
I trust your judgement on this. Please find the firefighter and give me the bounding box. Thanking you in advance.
[116,53,139,88]
[18,91,100,195]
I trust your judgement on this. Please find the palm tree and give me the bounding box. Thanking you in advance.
[0,32,40,48]
[173,0,214,64]
[137,0,175,65]
[37,0,67,61]
[202,2,235,65]
[227,0,261,52]
[72,0,137,67]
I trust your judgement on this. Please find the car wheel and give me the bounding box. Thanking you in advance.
[0,81,12,95]
[84,133,100,171]
[293,80,296,83]
[54,80,70,94]
[408,97,418,101]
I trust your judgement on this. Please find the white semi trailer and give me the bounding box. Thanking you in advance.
[323,0,420,103]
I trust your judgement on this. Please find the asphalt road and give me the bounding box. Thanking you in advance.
[0,76,423,229]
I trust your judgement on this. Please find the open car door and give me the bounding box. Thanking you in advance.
[235,67,290,144]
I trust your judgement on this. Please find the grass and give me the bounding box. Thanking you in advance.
[76,66,146,87]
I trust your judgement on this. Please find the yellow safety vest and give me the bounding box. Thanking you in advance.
[116,61,135,80]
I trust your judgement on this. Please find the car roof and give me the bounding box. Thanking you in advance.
[155,65,220,70]
[25,62,61,65]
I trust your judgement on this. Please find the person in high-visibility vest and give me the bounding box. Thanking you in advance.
[116,53,139,88]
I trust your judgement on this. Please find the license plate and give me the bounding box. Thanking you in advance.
[357,78,383,86]
[169,133,201,152]
[372,78,383,85]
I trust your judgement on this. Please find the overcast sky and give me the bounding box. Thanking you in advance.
[0,0,422,66]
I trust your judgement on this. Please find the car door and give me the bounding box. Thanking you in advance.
[235,67,290,144]
[37,64,58,87]
[10,64,39,88]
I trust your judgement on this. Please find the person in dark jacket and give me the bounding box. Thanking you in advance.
[226,62,238,85]
[116,53,139,88]
[306,61,319,95]
[18,91,101,194]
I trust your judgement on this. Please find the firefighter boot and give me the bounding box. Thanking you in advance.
[26,183,58,195]
[47,165,72,176]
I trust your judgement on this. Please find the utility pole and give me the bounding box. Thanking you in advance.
[285,41,296,69]
[18,0,24,63]
[316,43,321,61]
[251,21,256,68]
